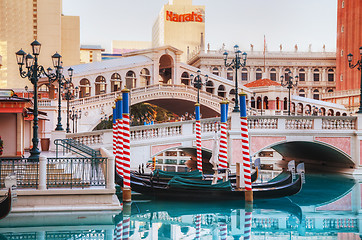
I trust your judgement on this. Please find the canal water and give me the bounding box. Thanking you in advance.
[0,173,360,239]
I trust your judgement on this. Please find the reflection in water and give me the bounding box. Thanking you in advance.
[0,174,361,239]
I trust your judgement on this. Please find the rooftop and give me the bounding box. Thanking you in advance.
[244,78,281,88]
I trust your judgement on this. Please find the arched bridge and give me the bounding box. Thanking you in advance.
[67,114,362,173]
[69,84,233,132]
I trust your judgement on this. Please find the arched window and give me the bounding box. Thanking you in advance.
[328,69,335,82]
[297,103,303,115]
[212,67,219,76]
[263,96,269,109]
[283,97,288,111]
[126,71,136,89]
[241,68,248,81]
[270,68,276,81]
[217,85,226,98]
[206,80,214,94]
[299,89,305,97]
[313,69,320,81]
[284,68,291,79]
[276,97,280,110]
[38,84,50,99]
[313,89,320,100]
[111,73,122,92]
[251,97,256,108]
[79,78,91,98]
[299,69,305,82]
[320,108,326,116]
[257,97,262,109]
[95,76,106,95]
[181,72,190,85]
[227,67,233,80]
[229,89,236,101]
[140,68,151,86]
[256,68,262,80]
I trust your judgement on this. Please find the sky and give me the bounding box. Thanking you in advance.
[62,0,338,53]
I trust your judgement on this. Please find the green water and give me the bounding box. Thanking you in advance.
[0,173,361,239]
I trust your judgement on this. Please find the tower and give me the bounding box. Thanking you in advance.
[336,0,362,91]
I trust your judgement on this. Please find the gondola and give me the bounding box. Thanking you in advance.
[129,173,303,201]
[0,188,12,220]
[128,168,294,190]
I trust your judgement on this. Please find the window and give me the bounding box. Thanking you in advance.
[217,85,226,98]
[181,72,190,85]
[111,73,122,92]
[95,76,106,95]
[328,69,334,82]
[212,67,219,76]
[328,89,334,93]
[256,68,262,80]
[299,69,305,81]
[270,68,276,81]
[242,68,248,81]
[140,68,151,86]
[227,67,233,80]
[341,49,344,57]
[205,80,214,94]
[313,69,320,81]
[313,89,320,100]
[299,89,305,97]
[341,25,344,33]
[126,71,136,89]
[342,1,344,8]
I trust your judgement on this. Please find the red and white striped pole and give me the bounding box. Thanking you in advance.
[243,205,253,240]
[122,88,132,202]
[195,103,203,172]
[121,216,130,240]
[195,214,201,239]
[218,99,228,169]
[219,222,227,240]
[115,97,124,177]
[239,92,253,202]
[114,218,123,240]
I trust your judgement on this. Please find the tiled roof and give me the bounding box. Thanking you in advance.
[244,78,281,88]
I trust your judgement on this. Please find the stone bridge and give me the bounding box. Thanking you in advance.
[66,114,362,173]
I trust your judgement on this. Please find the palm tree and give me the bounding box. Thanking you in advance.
[131,103,157,126]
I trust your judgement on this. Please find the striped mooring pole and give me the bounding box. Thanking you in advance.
[115,96,124,178]
[239,92,253,202]
[218,99,228,169]
[122,88,132,202]
[195,103,203,172]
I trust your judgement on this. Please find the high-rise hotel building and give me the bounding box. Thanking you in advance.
[152,0,205,62]
[0,0,80,90]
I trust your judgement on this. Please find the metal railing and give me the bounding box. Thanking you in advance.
[54,138,102,158]
[47,157,107,189]
[0,157,39,188]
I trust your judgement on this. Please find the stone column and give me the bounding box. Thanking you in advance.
[39,155,47,190]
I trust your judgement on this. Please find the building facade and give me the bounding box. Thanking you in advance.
[188,49,336,101]
[0,0,80,91]
[80,45,105,64]
[152,0,205,62]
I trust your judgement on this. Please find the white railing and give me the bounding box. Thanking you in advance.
[38,99,54,107]
[66,116,357,146]
[67,131,104,145]
[248,117,278,129]
[131,121,183,141]
[322,117,356,130]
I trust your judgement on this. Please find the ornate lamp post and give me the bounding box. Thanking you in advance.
[347,47,362,113]
[24,85,29,99]
[46,53,64,131]
[223,45,247,112]
[69,107,82,133]
[15,40,51,161]
[190,70,208,104]
[63,68,78,133]
[280,71,298,116]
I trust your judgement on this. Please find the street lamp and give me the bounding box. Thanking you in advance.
[223,45,247,112]
[190,70,208,104]
[280,71,298,116]
[15,40,52,161]
[63,67,78,133]
[347,47,362,113]
[69,107,82,133]
[46,53,64,131]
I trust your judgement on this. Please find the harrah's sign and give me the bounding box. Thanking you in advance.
[166,10,204,23]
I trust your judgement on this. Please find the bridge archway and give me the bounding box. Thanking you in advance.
[253,140,354,172]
